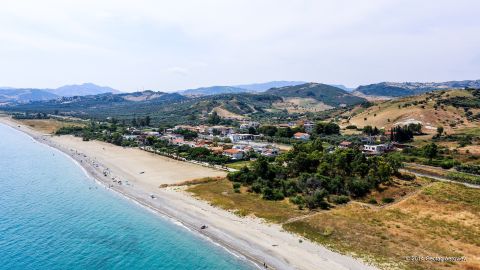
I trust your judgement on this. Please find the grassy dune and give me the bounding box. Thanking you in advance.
[14,118,85,134]
[188,178,306,223]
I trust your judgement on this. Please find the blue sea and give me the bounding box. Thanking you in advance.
[0,124,253,270]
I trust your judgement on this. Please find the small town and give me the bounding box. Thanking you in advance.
[96,116,409,169]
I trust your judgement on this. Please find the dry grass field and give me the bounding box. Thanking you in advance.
[212,106,247,120]
[188,178,480,270]
[345,89,477,135]
[272,97,334,113]
[14,118,85,134]
[188,178,307,223]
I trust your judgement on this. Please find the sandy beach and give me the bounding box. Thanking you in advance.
[0,117,376,270]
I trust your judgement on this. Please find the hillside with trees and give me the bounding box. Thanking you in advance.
[266,83,365,107]
[355,80,480,97]
[345,88,479,134]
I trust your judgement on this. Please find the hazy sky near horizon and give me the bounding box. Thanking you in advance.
[0,0,479,91]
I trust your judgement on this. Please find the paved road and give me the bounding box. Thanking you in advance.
[400,168,480,189]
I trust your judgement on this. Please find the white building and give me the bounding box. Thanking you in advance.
[229,133,254,143]
[363,144,388,155]
[303,122,315,133]
[144,131,160,137]
[223,148,244,160]
[240,121,260,130]
[122,135,138,140]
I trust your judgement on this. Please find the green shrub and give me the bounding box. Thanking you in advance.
[398,172,416,181]
[368,198,378,204]
[440,159,457,169]
[318,201,331,210]
[330,195,350,204]
[381,197,395,204]
[447,172,480,185]
[251,182,262,193]
[290,195,305,206]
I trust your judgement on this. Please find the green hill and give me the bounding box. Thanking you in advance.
[0,89,59,103]
[356,80,480,97]
[266,83,365,106]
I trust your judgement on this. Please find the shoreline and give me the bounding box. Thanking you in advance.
[0,117,376,270]
[0,120,261,268]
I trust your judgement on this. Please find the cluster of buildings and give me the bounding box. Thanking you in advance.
[337,135,400,155]
[123,119,403,159]
[157,125,281,160]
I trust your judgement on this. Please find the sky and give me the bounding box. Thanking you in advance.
[0,0,479,91]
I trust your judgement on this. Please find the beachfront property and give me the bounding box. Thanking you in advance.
[223,148,244,160]
[123,121,286,162]
[228,133,254,143]
[259,148,279,157]
[293,132,310,140]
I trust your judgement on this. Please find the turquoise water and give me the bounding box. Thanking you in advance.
[0,124,253,270]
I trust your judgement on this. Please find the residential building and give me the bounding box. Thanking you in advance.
[223,148,244,160]
[303,121,315,133]
[208,126,234,136]
[293,132,310,140]
[144,131,160,137]
[240,121,260,130]
[339,141,353,149]
[229,133,254,143]
[362,143,393,155]
[122,135,138,140]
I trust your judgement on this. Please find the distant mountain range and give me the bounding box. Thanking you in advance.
[176,81,358,96]
[0,89,58,103]
[3,79,479,105]
[179,86,248,97]
[4,83,366,124]
[178,81,307,97]
[234,81,306,92]
[355,80,480,97]
[51,83,120,97]
[0,83,120,103]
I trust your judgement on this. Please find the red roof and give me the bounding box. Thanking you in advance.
[294,132,309,138]
[224,148,241,154]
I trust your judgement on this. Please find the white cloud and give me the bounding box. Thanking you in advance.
[166,67,189,76]
[0,0,478,90]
